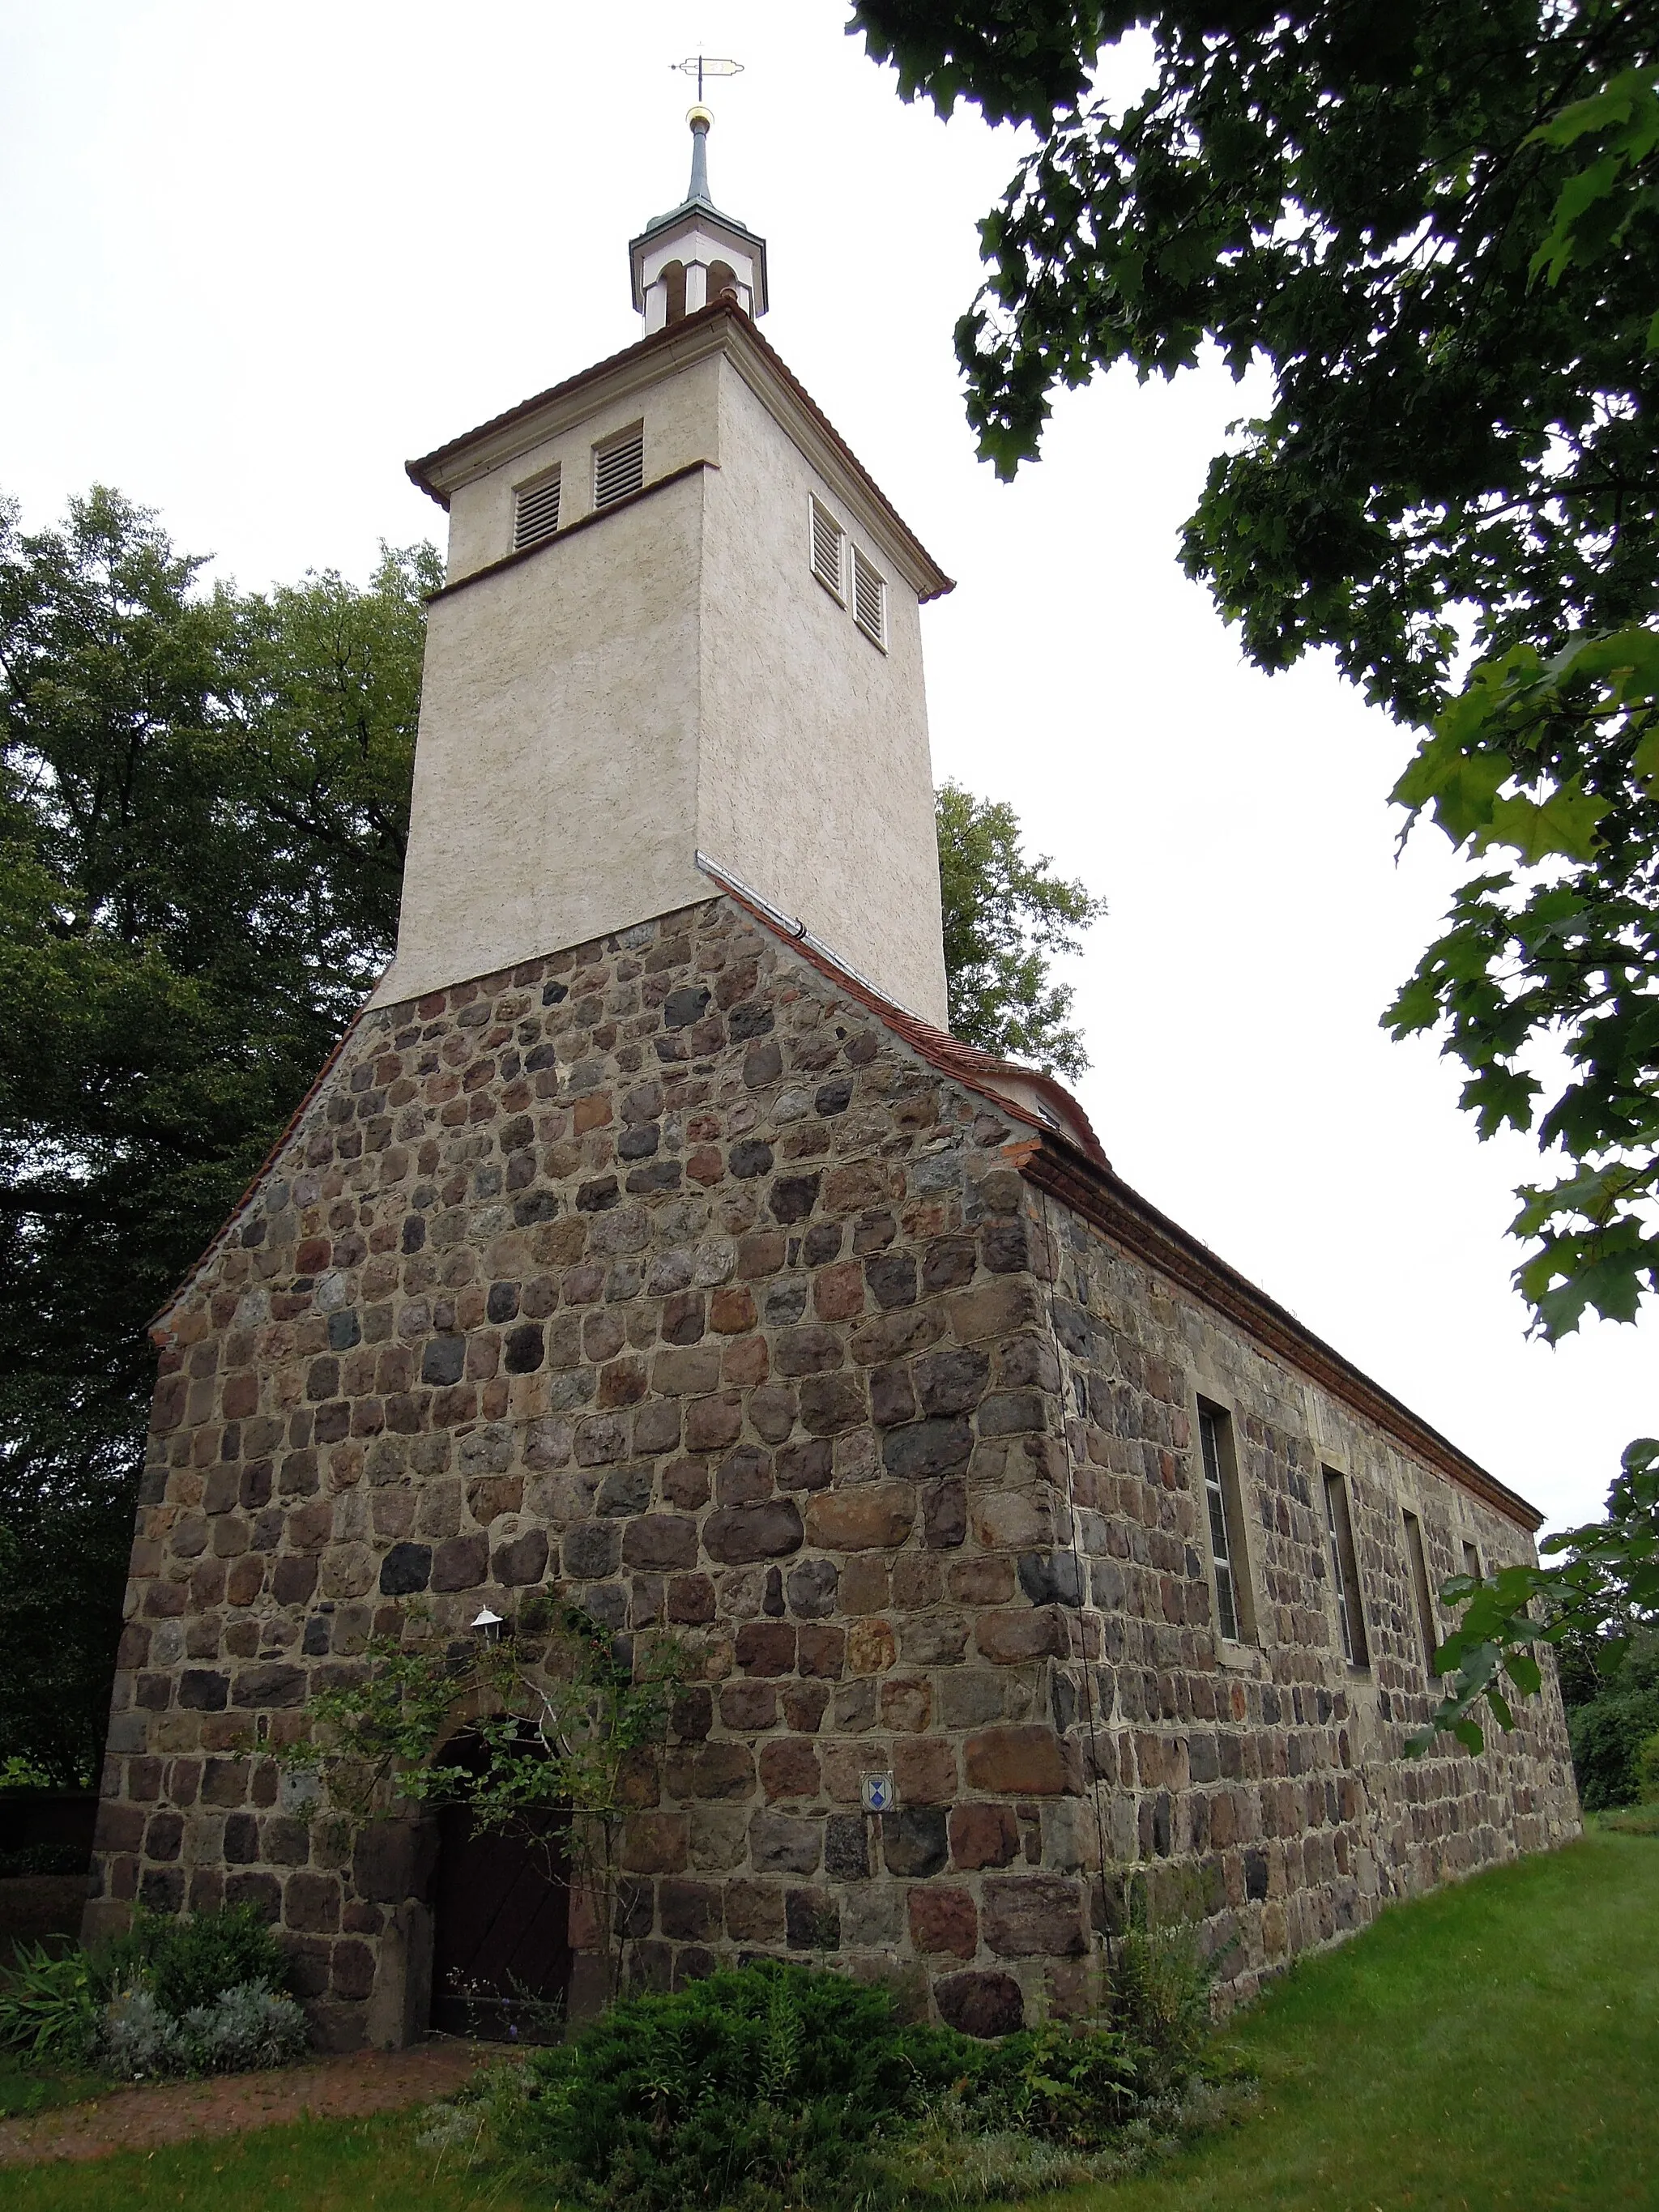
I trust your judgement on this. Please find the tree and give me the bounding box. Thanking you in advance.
[0,487,437,1781]
[853,2,1658,1328]
[935,778,1107,1076]
[1414,1434,1658,1754]
[853,0,1657,1753]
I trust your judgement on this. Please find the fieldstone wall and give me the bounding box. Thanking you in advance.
[86,894,1578,2049]
[1026,1203,1580,1975]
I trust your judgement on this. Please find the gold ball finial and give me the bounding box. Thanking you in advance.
[687,104,714,131]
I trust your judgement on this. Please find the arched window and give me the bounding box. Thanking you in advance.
[662,260,687,325]
[707,259,740,307]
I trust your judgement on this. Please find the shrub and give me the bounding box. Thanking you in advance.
[95,1981,309,2081]
[462,1953,1218,2212]
[970,2021,1143,2147]
[180,1982,309,2073]
[0,1905,307,2081]
[967,1924,1215,2149]
[1569,1685,1659,1809]
[0,1944,99,2065]
[1105,1923,1215,2094]
[96,1988,188,2078]
[1638,1730,1659,1805]
[493,1961,975,2210]
[98,1903,292,2017]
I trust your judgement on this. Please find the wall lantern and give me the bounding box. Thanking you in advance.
[471,1606,504,1643]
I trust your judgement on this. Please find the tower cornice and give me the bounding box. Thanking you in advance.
[406,300,954,604]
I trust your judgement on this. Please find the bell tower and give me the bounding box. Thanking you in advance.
[379,113,953,1026]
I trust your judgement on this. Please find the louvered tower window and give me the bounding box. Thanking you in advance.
[594,425,645,509]
[513,470,561,552]
[851,545,886,650]
[809,499,844,601]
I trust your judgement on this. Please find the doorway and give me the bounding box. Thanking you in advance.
[429,1733,572,2040]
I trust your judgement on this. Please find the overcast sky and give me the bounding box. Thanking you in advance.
[2,1,1649,1531]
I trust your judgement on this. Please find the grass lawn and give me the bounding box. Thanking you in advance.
[0,2113,529,2211]
[0,2066,111,2124]
[4,1824,1652,2211]
[1075,1822,1657,2212]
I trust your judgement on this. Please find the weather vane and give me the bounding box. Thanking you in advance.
[672,54,744,104]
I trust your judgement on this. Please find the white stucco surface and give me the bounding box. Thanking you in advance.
[377,316,950,1023]
[377,472,708,1008]
[697,357,948,1024]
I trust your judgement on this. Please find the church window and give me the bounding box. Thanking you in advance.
[662,259,687,325]
[1402,1510,1439,1677]
[1323,1469,1368,1668]
[1198,1402,1251,1643]
[707,258,739,305]
[810,498,844,602]
[851,545,887,650]
[594,424,645,509]
[1462,1539,1482,1581]
[512,468,561,552]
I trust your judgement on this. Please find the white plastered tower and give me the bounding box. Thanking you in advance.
[378,113,953,1027]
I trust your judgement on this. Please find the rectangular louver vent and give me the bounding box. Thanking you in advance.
[851,545,886,649]
[809,499,844,601]
[513,471,561,552]
[594,425,645,509]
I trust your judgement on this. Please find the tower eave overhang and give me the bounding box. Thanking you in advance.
[404,299,953,602]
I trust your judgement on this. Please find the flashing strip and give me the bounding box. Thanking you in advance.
[693,850,932,1027]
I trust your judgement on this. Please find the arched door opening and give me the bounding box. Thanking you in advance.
[429,1726,571,2041]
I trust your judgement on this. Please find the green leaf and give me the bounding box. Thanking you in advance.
[1527,74,1647,151]
[1503,1652,1543,1697]
[1473,782,1608,864]
[1529,156,1624,286]
[1411,749,1512,845]
[1562,626,1659,689]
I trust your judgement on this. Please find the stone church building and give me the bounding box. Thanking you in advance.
[85,117,1579,2049]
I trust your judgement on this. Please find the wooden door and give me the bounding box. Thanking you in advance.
[430,1796,572,2041]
